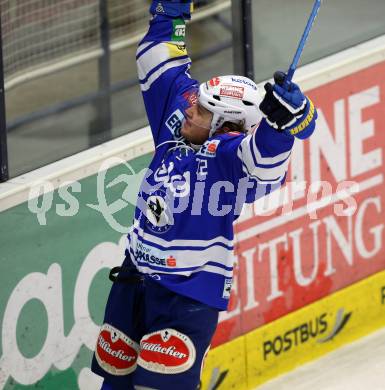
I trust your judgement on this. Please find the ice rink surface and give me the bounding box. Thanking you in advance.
[258,327,385,390]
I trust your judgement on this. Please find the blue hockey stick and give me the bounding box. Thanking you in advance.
[283,0,322,89]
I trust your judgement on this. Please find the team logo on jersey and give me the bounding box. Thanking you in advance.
[197,139,220,158]
[145,190,173,234]
[219,85,244,99]
[166,109,185,139]
[95,324,139,376]
[155,3,164,13]
[138,329,196,374]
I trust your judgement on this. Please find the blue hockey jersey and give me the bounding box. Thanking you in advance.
[127,14,298,310]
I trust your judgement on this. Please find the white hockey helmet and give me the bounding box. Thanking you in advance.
[198,75,263,137]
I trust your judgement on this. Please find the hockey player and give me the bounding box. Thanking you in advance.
[92,1,317,389]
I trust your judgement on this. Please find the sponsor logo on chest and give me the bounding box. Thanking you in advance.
[135,242,177,267]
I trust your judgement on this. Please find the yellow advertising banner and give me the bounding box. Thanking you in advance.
[202,270,385,389]
[247,269,385,388]
[200,335,247,390]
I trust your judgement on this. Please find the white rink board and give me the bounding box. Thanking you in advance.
[257,327,385,390]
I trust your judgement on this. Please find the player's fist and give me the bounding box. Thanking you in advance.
[150,1,193,20]
[259,71,305,130]
[259,71,317,139]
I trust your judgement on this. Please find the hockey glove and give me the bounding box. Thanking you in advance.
[150,1,194,20]
[259,71,317,139]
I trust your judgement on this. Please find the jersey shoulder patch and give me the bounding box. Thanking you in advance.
[165,108,185,139]
[196,133,244,159]
[196,139,221,158]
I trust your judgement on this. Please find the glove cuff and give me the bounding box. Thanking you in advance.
[285,98,317,139]
[150,1,193,20]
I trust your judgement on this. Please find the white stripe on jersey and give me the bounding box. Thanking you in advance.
[127,220,236,278]
[238,135,291,183]
[136,42,189,90]
[139,58,191,92]
[132,219,234,248]
[132,255,234,278]
[241,134,292,165]
[248,155,290,181]
[136,41,153,55]
[137,43,169,80]
[130,231,235,267]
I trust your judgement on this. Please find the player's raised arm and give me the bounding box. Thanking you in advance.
[238,72,317,184]
[136,1,197,146]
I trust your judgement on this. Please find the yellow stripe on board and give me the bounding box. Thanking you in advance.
[200,335,248,390]
[201,270,385,389]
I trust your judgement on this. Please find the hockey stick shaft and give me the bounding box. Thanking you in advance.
[284,0,322,88]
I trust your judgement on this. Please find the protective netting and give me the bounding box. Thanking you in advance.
[0,0,225,85]
[109,0,150,42]
[1,0,100,80]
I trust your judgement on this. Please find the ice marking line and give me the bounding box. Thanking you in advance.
[235,174,383,243]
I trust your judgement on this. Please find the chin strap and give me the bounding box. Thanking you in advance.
[190,143,202,151]
[209,113,225,137]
